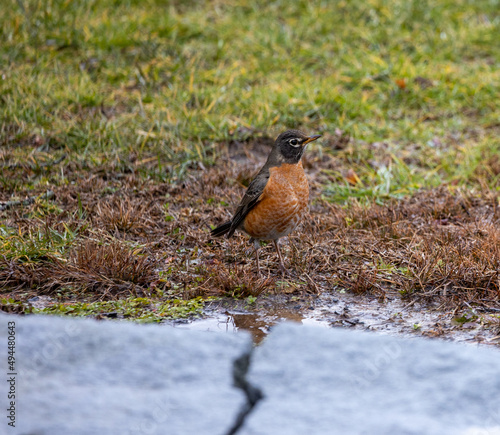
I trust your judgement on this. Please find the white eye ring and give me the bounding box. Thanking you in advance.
[289,138,300,147]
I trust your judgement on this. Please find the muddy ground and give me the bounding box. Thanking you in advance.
[1,137,500,345]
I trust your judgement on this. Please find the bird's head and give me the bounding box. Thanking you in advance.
[273,129,321,164]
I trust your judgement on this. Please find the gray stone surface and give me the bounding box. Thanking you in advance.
[1,313,251,435]
[241,323,500,435]
[3,313,500,435]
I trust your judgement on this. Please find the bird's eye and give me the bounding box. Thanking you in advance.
[289,138,300,147]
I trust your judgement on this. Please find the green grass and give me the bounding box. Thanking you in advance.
[1,0,499,193]
[0,296,206,322]
[0,224,75,262]
[33,296,206,322]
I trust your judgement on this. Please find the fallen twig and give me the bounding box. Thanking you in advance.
[0,190,56,212]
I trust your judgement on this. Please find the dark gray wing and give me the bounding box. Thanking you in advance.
[227,167,270,237]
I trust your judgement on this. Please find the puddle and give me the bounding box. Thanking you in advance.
[166,293,500,347]
[167,308,330,343]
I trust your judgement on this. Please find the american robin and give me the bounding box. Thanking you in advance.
[211,129,321,274]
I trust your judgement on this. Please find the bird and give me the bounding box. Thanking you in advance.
[211,129,321,274]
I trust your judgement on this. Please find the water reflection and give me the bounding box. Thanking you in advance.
[168,309,329,344]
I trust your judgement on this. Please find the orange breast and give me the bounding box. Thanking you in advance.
[243,162,309,240]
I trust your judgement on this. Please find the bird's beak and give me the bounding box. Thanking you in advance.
[303,135,322,146]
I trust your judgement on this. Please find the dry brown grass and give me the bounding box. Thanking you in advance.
[52,239,159,298]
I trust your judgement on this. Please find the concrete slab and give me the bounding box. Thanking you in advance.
[4,314,500,435]
[242,323,500,435]
[0,313,251,435]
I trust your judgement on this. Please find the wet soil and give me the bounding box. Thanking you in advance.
[167,291,500,346]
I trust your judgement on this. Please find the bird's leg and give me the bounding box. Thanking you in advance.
[273,239,287,274]
[251,238,261,276]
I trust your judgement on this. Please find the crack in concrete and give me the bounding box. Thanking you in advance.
[226,350,263,435]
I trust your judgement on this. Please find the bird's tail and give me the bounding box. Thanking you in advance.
[211,221,232,238]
